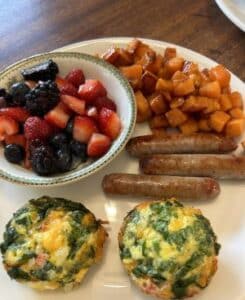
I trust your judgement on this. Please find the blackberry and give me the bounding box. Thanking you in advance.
[10,82,30,107]
[29,139,46,155]
[25,80,59,116]
[70,140,87,162]
[31,145,56,176]
[55,146,72,172]
[50,133,69,149]
[0,88,6,97]
[4,144,24,164]
[21,59,59,81]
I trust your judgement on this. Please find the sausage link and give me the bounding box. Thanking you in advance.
[126,133,237,157]
[102,173,220,200]
[140,154,245,179]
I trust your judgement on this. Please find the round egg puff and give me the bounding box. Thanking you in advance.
[118,199,220,300]
[0,196,107,291]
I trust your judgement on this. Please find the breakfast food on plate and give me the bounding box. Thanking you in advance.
[126,133,237,157]
[0,60,121,175]
[100,39,244,137]
[140,154,245,179]
[102,173,220,200]
[0,196,107,290]
[119,199,220,299]
[242,140,245,150]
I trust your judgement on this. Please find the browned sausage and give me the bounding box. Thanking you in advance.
[102,173,220,200]
[140,154,245,179]
[126,133,237,157]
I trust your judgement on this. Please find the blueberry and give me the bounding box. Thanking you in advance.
[29,139,46,156]
[31,145,56,175]
[50,133,69,149]
[4,144,24,164]
[65,118,74,136]
[55,146,72,172]
[10,82,30,106]
[70,140,87,162]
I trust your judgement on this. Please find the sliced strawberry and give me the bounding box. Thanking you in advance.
[73,116,98,143]
[5,134,26,148]
[93,96,117,111]
[0,107,30,123]
[24,116,53,140]
[55,76,78,97]
[44,102,71,129]
[61,94,85,115]
[86,106,98,120]
[78,79,107,103]
[65,69,85,87]
[87,133,111,157]
[0,116,19,141]
[99,108,121,140]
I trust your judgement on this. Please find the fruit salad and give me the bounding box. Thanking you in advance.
[0,60,121,176]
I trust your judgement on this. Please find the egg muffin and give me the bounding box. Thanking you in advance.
[119,199,220,299]
[0,196,107,290]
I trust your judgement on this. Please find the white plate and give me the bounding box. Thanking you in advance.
[215,0,245,31]
[0,38,245,300]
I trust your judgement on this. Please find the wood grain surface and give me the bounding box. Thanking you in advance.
[0,0,244,80]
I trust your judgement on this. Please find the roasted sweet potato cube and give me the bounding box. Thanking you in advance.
[120,64,143,90]
[149,115,169,128]
[230,92,243,108]
[133,42,155,63]
[100,47,120,65]
[151,128,166,137]
[164,47,177,60]
[165,108,187,127]
[229,108,245,119]
[241,140,245,150]
[135,90,152,122]
[170,97,185,109]
[172,72,195,96]
[203,99,220,114]
[149,94,167,115]
[182,96,207,112]
[179,119,198,135]
[137,51,156,72]
[219,94,232,111]
[199,81,221,98]
[209,111,230,133]
[198,119,212,132]
[182,61,199,74]
[147,54,164,74]
[162,91,172,102]
[226,119,245,137]
[142,71,158,95]
[209,65,231,88]
[165,57,184,75]
[155,78,173,92]
[116,49,134,66]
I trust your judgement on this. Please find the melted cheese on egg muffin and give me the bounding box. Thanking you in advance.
[0,196,107,290]
[119,199,220,299]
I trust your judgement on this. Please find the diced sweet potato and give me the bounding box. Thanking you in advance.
[189,73,202,88]
[170,97,185,109]
[116,49,134,66]
[198,119,211,132]
[172,72,195,96]
[182,61,199,74]
[241,140,245,150]
[229,108,245,119]
[230,92,243,108]
[141,71,158,95]
[226,119,245,137]
[149,115,169,128]
[209,65,231,88]
[147,54,164,74]
[151,128,166,137]
[209,111,231,133]
[155,78,173,92]
[149,94,167,115]
[100,47,120,64]
[219,94,232,111]
[199,81,221,98]
[165,57,184,75]
[137,51,156,71]
[179,119,198,135]
[162,91,172,102]
[165,108,187,127]
[120,64,143,89]
[182,96,207,112]
[203,99,220,114]
[164,47,177,60]
[135,90,152,122]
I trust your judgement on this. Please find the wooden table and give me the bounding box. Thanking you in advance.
[0,0,244,80]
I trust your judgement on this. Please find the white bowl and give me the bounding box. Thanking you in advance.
[0,52,136,186]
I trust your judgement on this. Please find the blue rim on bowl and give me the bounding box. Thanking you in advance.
[0,52,136,186]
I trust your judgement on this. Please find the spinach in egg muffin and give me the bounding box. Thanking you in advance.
[119,199,220,299]
[0,196,107,290]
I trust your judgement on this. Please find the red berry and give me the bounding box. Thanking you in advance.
[24,116,53,140]
[61,95,85,115]
[44,102,72,129]
[0,107,30,123]
[93,96,117,111]
[99,108,121,140]
[5,134,26,148]
[0,116,19,141]
[65,69,85,87]
[87,133,111,157]
[78,79,107,103]
[73,116,98,143]
[55,76,78,97]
